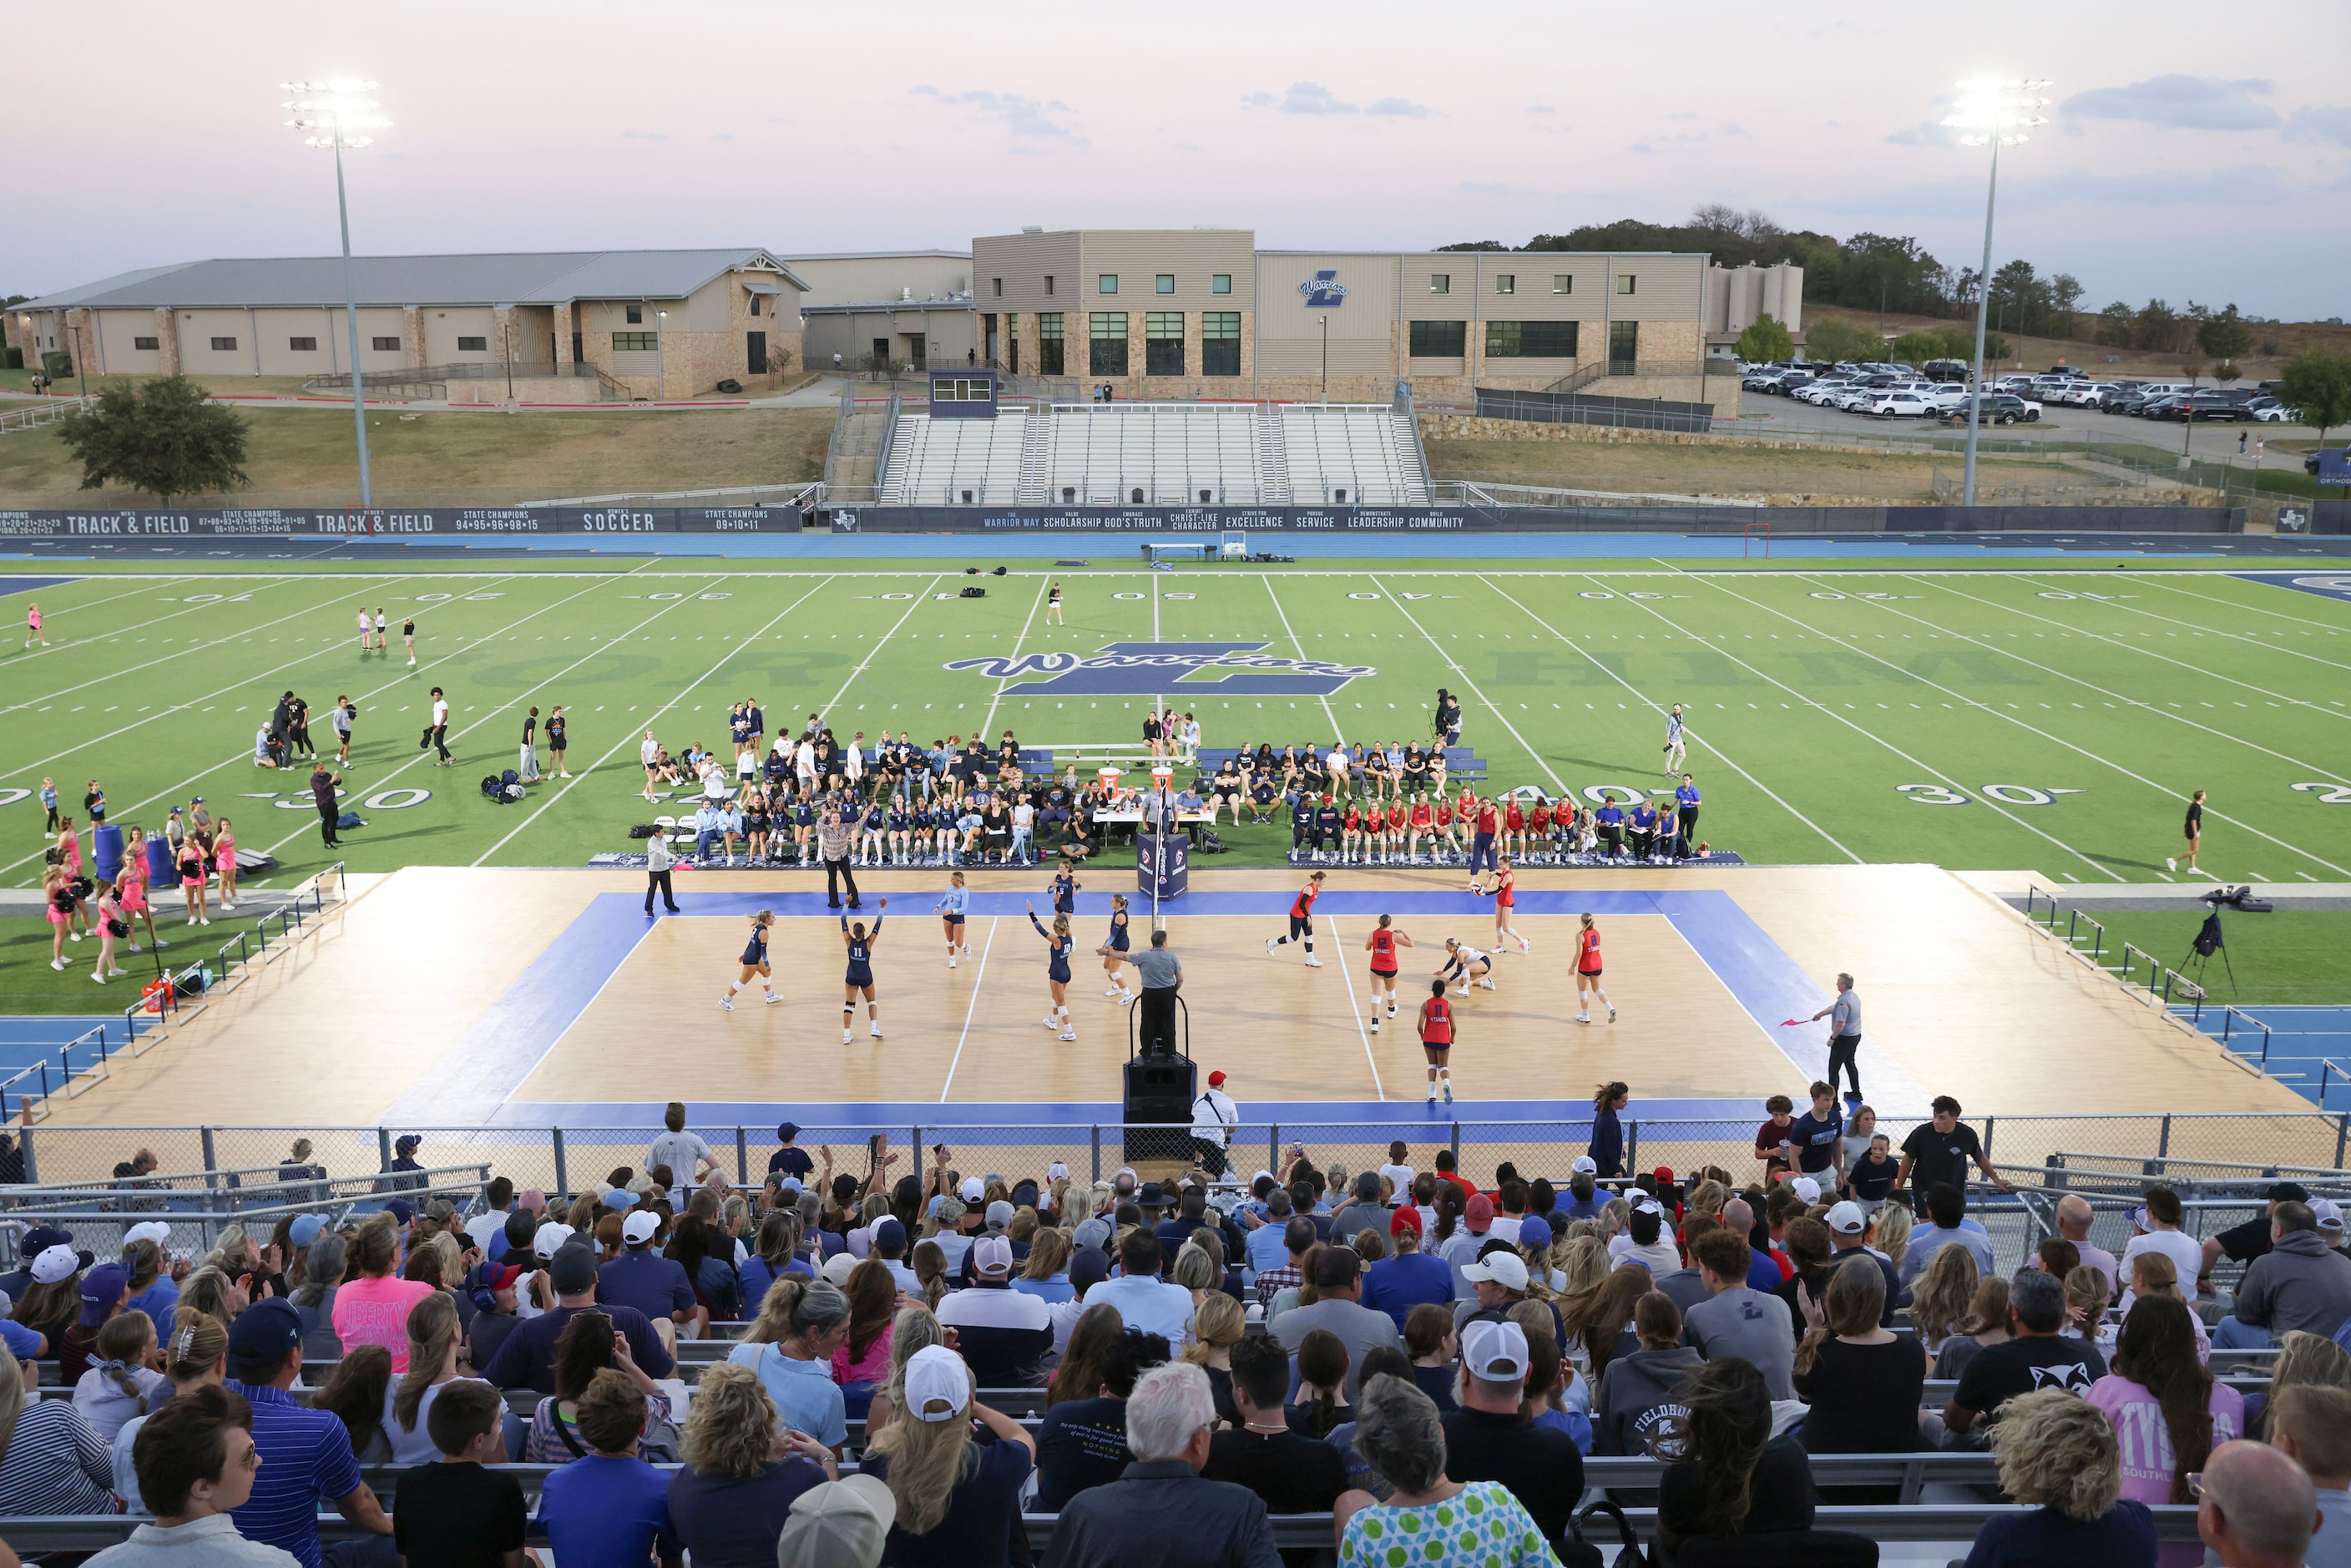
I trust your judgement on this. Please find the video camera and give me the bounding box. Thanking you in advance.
[2198,884,2273,913]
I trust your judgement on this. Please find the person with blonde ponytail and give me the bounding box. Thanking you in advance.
[70,1309,164,1443]
[383,1292,484,1464]
[862,1343,1036,1568]
[109,1308,229,1510]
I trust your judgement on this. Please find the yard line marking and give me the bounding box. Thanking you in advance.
[979,575,1050,745]
[2139,574,2351,635]
[1367,572,1565,793]
[937,917,1000,1102]
[1619,572,2123,881]
[1994,572,2351,696]
[1858,576,2351,786]
[475,576,842,866]
[3,575,274,664]
[0,570,615,884]
[1473,574,1859,863]
[821,575,944,718]
[3,576,387,720]
[1316,913,1387,1101]
[1719,575,2351,880]
[1262,574,1345,746]
[269,571,724,860]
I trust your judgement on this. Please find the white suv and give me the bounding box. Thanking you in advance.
[1862,391,1934,417]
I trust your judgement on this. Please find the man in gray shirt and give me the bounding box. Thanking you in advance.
[1268,1247,1403,1396]
[1809,972,1863,1104]
[818,808,861,909]
[1135,928,1182,1058]
[1328,1172,1390,1242]
[1682,1227,1796,1400]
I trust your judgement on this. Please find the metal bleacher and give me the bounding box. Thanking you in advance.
[877,407,1031,505]
[876,399,1433,510]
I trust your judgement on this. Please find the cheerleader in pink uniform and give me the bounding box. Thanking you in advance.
[119,828,161,953]
[43,867,76,970]
[213,818,239,911]
[177,832,211,926]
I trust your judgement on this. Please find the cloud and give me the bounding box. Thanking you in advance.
[1626,141,1657,157]
[710,133,734,142]
[1884,120,1959,147]
[1364,96,1432,119]
[911,86,1082,141]
[1245,81,1355,114]
[2062,76,2280,131]
[1527,104,1555,114]
[1459,180,1511,194]
[2283,105,2351,145]
[2016,164,2290,205]
[620,130,666,141]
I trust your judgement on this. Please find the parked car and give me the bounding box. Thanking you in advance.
[2249,401,2297,422]
[2053,382,2112,407]
[1945,393,2040,425]
[2164,394,2251,422]
[1863,392,1934,418]
[2131,394,2186,419]
[1922,358,1971,383]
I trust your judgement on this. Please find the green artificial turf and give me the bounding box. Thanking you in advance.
[3,564,2348,947]
[2058,910,2351,1008]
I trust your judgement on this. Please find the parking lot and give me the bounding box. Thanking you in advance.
[1720,384,2321,472]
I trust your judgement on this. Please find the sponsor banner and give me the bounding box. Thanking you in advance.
[827,503,2243,535]
[0,505,802,538]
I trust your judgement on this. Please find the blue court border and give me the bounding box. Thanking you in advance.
[387,888,1924,1129]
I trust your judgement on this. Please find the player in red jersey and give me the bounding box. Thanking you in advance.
[1418,978,1456,1106]
[1575,911,1615,1024]
[1433,795,1458,857]
[1408,792,1435,862]
[1361,799,1386,864]
[1267,869,1326,966]
[1341,799,1363,864]
[1485,856,1527,953]
[1363,913,1416,1031]
[1528,797,1554,863]
[1502,795,1526,860]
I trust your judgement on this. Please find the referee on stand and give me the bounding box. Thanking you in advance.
[1135,928,1182,1057]
[1809,973,1863,1105]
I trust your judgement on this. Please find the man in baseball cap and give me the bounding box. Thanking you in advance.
[777,1473,896,1568]
[769,1121,815,1185]
[936,1237,1052,1387]
[78,1262,130,1335]
[597,1210,695,1339]
[1826,1201,1902,1323]
[478,1241,675,1395]
[1444,1317,1585,1539]
[225,1296,397,1561]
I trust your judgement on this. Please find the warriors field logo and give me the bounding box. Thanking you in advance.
[945,640,1374,696]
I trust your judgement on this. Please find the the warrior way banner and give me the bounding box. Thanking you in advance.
[948,641,1374,697]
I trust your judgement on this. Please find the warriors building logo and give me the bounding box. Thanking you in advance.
[945,640,1373,696]
[1297,270,1347,307]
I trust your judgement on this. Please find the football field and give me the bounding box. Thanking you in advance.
[4,560,2349,901]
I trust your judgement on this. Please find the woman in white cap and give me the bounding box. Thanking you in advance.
[861,1343,1036,1568]
[119,1222,180,1324]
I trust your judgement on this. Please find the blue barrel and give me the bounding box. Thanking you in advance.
[146,832,176,887]
[93,822,124,885]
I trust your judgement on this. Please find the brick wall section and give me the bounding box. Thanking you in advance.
[401,308,426,369]
[155,310,180,374]
[550,303,573,367]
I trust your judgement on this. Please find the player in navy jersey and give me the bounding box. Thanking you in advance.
[858,797,887,867]
[1096,893,1135,1004]
[723,910,780,1012]
[886,797,913,865]
[841,901,887,1043]
[1026,903,1077,1040]
[792,795,818,866]
[1049,863,1080,916]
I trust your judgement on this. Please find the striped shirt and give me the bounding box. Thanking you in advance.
[0,1397,116,1516]
[226,1380,363,1568]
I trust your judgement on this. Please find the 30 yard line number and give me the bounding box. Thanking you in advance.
[1898,784,2084,806]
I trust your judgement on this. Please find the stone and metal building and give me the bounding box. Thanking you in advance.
[786,250,978,372]
[6,248,807,400]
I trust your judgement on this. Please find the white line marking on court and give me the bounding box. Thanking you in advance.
[938,917,1000,1102]
[1717,575,2351,879]
[1261,574,1345,745]
[1883,574,2351,780]
[0,573,569,883]
[1317,913,1386,1101]
[475,575,842,866]
[1474,574,1859,864]
[1616,573,2124,881]
[1368,572,1567,795]
[980,576,1051,743]
[274,571,726,860]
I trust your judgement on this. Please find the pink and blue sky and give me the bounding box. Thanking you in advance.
[10,0,2347,318]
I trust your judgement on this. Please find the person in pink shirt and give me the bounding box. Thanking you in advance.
[331,1212,436,1371]
[831,1260,897,1393]
[2086,1296,2242,1567]
[212,818,239,912]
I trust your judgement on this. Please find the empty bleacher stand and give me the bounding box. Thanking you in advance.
[877,397,1433,509]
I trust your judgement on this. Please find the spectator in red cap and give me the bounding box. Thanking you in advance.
[1363,1210,1454,1332]
[1440,1195,1496,1301]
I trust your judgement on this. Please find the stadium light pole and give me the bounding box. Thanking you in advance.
[1943,78,2050,507]
[282,78,390,512]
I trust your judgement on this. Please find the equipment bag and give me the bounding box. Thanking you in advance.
[336,812,366,831]
[1556,1500,1650,1568]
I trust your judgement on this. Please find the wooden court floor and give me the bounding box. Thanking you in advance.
[41,862,2314,1129]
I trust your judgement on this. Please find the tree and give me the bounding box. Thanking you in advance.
[1891,326,1974,365]
[2134,300,2186,354]
[2197,305,2253,366]
[1803,313,1881,364]
[2278,350,2351,446]
[55,375,250,503]
[1734,313,1793,363]
[2048,274,2084,336]
[2095,301,2136,347]
[1434,240,1509,252]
